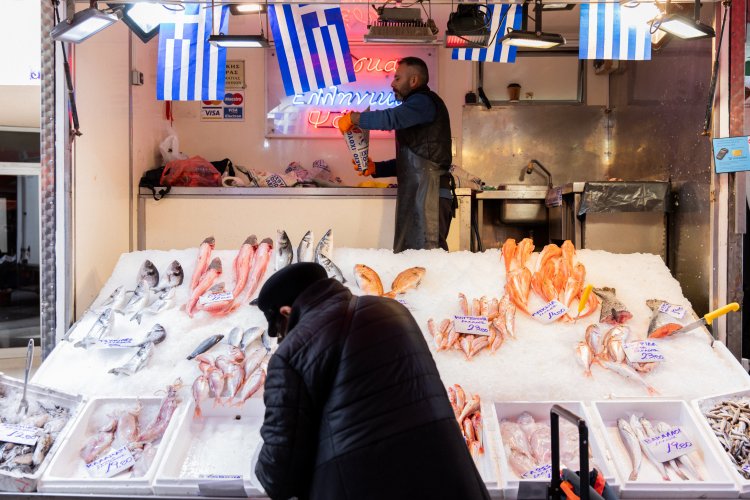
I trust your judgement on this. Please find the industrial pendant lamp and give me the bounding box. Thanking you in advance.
[499,0,565,49]
[444,4,491,48]
[209,0,270,47]
[364,2,438,44]
[110,1,173,43]
[51,1,121,43]
[656,0,715,39]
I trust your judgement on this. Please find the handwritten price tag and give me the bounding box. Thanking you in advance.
[531,300,568,324]
[623,341,665,363]
[396,299,415,311]
[642,426,694,463]
[453,315,490,336]
[0,423,39,446]
[199,291,233,305]
[198,474,243,479]
[85,446,135,478]
[95,338,136,348]
[742,464,750,475]
[522,463,552,479]
[659,302,686,319]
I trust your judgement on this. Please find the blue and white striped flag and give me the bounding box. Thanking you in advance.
[268,4,356,97]
[157,5,229,101]
[451,4,523,63]
[579,3,651,61]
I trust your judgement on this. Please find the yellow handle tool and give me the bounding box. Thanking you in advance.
[574,285,593,324]
[671,302,740,342]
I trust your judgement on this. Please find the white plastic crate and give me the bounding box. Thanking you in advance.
[493,401,617,500]
[153,398,265,497]
[692,388,750,497]
[0,372,83,493]
[591,399,737,498]
[473,401,503,497]
[38,396,187,495]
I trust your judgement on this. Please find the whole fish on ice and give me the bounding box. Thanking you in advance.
[131,287,175,324]
[186,258,222,318]
[99,286,126,311]
[109,342,155,376]
[241,327,263,350]
[314,228,333,261]
[74,308,115,348]
[383,267,426,298]
[593,287,633,324]
[226,327,243,348]
[317,253,345,283]
[135,323,167,346]
[138,260,160,289]
[275,230,293,271]
[297,230,314,262]
[118,279,151,316]
[187,334,224,360]
[156,260,184,291]
[190,237,215,291]
[617,418,641,480]
[646,299,684,338]
[354,264,383,295]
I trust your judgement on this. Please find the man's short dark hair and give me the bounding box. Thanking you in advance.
[398,57,429,86]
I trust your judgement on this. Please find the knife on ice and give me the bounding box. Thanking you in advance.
[671,302,740,340]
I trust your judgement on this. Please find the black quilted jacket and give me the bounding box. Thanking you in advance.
[255,278,490,500]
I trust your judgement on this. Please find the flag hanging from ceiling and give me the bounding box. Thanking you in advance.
[157,4,229,101]
[451,4,523,63]
[579,3,651,61]
[268,4,356,97]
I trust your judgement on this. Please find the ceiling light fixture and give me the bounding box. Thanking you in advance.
[364,5,438,44]
[51,2,121,43]
[444,4,491,48]
[499,0,565,49]
[230,3,267,15]
[112,2,175,43]
[656,0,715,39]
[208,0,269,48]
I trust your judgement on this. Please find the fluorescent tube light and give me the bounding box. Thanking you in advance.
[209,34,269,48]
[657,14,715,39]
[51,7,121,43]
[500,29,566,49]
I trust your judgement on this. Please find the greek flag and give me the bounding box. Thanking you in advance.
[268,4,356,97]
[157,5,229,101]
[579,3,651,61]
[451,4,523,63]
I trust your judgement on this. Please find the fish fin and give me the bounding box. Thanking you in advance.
[383,291,396,299]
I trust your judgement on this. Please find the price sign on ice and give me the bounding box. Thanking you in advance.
[199,291,233,305]
[453,315,490,336]
[623,341,665,363]
[522,463,552,479]
[0,423,39,446]
[641,426,694,463]
[86,446,135,478]
[95,338,136,348]
[531,300,568,324]
[658,302,686,319]
[396,299,415,311]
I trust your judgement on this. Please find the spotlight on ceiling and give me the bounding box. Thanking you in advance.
[114,2,173,43]
[444,4,491,48]
[499,0,565,49]
[656,0,715,39]
[51,5,122,43]
[208,34,269,48]
[229,3,267,15]
[364,6,438,44]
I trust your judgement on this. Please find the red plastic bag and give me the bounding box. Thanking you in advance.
[160,156,221,187]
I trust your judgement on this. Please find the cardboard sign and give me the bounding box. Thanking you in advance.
[658,302,686,319]
[453,315,490,336]
[199,291,234,305]
[522,463,552,479]
[531,300,568,324]
[85,446,135,478]
[623,341,665,363]
[0,423,39,446]
[641,426,694,463]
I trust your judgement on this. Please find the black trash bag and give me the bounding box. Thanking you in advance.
[139,166,170,201]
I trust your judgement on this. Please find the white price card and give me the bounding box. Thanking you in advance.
[199,474,243,479]
[95,338,136,348]
[641,426,694,463]
[453,315,490,336]
[658,302,686,319]
[531,300,568,324]
[199,291,233,305]
[86,446,135,478]
[522,463,552,479]
[0,423,39,446]
[623,341,665,363]
[742,464,750,475]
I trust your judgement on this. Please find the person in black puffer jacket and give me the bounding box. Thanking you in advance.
[254,263,490,500]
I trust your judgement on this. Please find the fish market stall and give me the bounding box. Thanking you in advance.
[11,236,745,498]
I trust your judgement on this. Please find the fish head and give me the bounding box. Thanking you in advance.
[167,261,184,285]
[277,230,290,248]
[207,258,222,273]
[138,260,160,288]
[149,324,167,344]
[203,236,216,248]
[245,235,258,247]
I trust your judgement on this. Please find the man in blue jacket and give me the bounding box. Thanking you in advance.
[338,57,455,253]
[254,263,489,500]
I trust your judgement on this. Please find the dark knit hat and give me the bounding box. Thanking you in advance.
[257,262,328,337]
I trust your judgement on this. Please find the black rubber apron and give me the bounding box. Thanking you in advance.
[394,146,448,252]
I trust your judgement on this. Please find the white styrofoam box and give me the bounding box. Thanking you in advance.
[692,388,750,497]
[473,401,503,497]
[493,401,617,500]
[38,396,187,495]
[153,398,265,497]
[591,399,737,498]
[713,342,750,389]
[0,372,83,493]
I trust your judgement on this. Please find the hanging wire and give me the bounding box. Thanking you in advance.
[701,0,730,136]
[52,0,82,137]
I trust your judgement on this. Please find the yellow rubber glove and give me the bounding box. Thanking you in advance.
[337,112,354,134]
[352,158,376,176]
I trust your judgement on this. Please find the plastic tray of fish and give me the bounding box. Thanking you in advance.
[590,399,737,498]
[152,398,265,497]
[470,401,503,495]
[38,396,187,495]
[0,372,83,493]
[692,389,750,497]
[493,401,617,500]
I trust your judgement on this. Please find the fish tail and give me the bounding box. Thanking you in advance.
[629,470,638,481]
[383,291,396,299]
[131,313,142,324]
[193,405,202,419]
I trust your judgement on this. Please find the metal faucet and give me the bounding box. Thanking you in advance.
[525,160,553,187]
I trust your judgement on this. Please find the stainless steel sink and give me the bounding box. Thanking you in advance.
[478,185,549,224]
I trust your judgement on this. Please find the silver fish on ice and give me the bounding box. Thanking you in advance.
[109,342,154,376]
[187,334,224,360]
[74,308,115,348]
[275,230,293,271]
[138,260,160,289]
[297,230,314,263]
